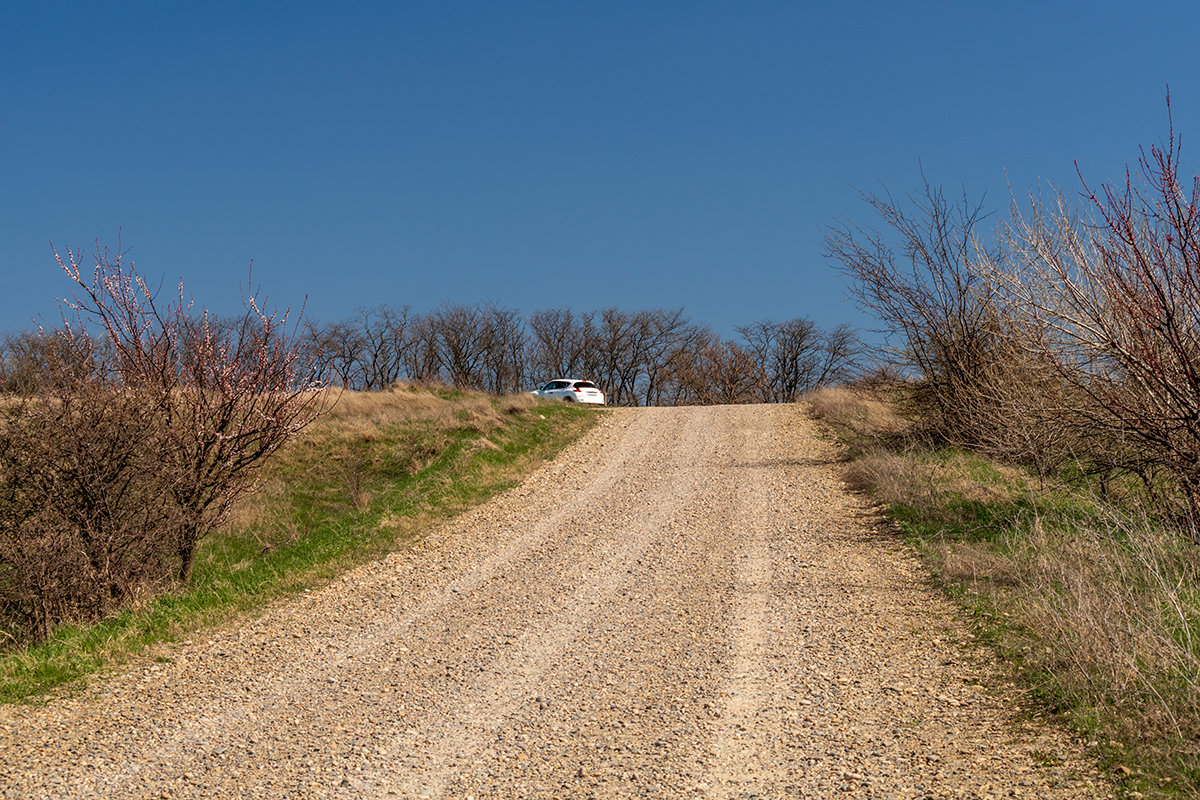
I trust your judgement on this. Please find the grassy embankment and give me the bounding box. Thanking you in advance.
[0,384,601,703]
[808,385,1200,799]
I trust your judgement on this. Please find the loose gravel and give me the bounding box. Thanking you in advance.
[0,404,1110,799]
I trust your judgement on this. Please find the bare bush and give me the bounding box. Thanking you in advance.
[0,384,180,642]
[962,332,1086,481]
[996,100,1200,526]
[0,329,99,395]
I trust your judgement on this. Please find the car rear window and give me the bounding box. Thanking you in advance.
[574,381,598,389]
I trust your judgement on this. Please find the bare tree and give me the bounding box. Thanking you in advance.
[479,304,528,394]
[737,318,862,402]
[771,317,822,402]
[403,313,443,384]
[528,308,595,380]
[295,302,860,407]
[589,308,638,406]
[812,323,865,390]
[669,331,764,405]
[430,304,491,389]
[298,320,348,387]
[824,178,1002,436]
[736,320,782,403]
[634,309,697,406]
[578,308,699,406]
[353,305,413,390]
[54,242,328,581]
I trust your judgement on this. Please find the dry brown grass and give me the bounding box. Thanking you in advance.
[315,384,468,431]
[844,450,1024,508]
[937,510,1200,789]
[314,384,543,436]
[224,385,543,533]
[1014,516,1200,738]
[806,386,908,445]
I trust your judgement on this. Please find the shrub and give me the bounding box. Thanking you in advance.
[0,242,327,647]
[993,97,1200,530]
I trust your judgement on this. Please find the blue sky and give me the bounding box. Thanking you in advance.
[3,2,1198,339]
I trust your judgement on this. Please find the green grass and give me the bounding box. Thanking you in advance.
[0,387,602,702]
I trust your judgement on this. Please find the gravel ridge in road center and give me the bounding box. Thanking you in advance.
[0,404,1109,799]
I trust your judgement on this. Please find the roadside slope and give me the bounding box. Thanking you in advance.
[0,405,1107,799]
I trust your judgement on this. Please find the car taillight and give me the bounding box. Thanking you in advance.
[573,387,580,392]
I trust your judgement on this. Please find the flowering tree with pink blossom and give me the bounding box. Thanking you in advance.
[54,240,329,581]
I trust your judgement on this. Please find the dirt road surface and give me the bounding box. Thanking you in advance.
[0,404,1108,799]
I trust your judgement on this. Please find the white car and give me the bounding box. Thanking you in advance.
[531,378,606,405]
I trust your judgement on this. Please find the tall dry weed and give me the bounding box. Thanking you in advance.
[1012,512,1200,740]
[933,506,1200,790]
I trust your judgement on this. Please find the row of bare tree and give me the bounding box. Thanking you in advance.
[3,307,863,407]
[826,98,1200,536]
[296,305,862,406]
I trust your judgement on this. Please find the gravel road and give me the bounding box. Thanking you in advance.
[0,404,1109,799]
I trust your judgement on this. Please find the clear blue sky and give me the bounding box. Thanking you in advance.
[3,1,1198,339]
